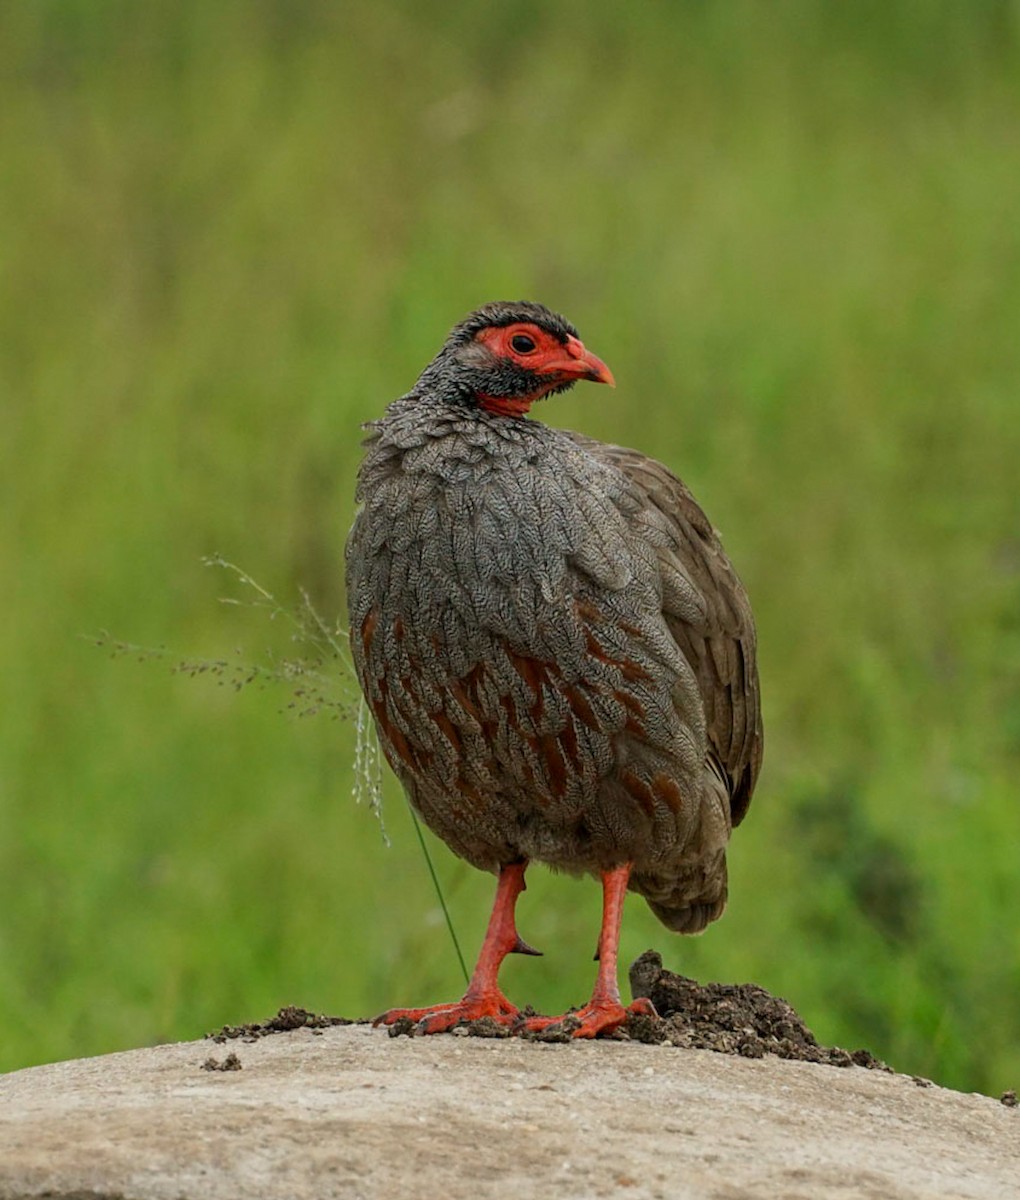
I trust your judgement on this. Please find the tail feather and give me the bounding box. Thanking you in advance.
[633,854,729,934]
[646,894,727,934]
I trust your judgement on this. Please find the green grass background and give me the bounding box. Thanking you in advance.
[2,0,1018,1093]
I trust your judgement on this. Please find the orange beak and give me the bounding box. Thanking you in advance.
[536,335,616,387]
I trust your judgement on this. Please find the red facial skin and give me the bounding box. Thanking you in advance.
[474,322,616,417]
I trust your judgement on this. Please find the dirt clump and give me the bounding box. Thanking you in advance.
[623,950,890,1070]
[208,1005,359,1044]
[202,1052,243,1071]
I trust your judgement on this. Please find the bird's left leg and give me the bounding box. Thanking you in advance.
[520,862,656,1038]
[374,859,537,1035]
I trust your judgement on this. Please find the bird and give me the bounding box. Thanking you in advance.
[345,301,762,1038]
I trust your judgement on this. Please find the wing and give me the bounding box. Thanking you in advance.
[566,434,763,826]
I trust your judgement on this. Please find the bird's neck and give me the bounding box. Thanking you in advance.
[364,391,553,481]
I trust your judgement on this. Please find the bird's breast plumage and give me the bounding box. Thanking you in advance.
[345,398,731,908]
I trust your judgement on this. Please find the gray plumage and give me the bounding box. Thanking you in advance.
[345,302,762,934]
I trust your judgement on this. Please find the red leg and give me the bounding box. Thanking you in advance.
[521,863,656,1039]
[374,860,536,1034]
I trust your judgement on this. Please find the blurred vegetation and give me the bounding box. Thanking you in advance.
[2,0,1018,1094]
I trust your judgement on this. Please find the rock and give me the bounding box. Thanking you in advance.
[0,1025,1016,1199]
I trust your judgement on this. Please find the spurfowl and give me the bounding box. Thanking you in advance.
[346,301,762,1038]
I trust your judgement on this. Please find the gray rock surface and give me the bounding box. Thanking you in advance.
[0,1025,1015,1200]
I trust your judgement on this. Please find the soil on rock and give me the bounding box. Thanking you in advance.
[622,950,891,1070]
[208,1005,359,1043]
[227,954,893,1075]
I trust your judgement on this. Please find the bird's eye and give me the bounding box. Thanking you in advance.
[511,334,536,354]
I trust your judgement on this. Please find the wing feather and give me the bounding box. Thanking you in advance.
[567,433,763,825]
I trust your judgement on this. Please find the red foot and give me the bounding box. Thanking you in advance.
[520,996,657,1039]
[374,990,520,1035]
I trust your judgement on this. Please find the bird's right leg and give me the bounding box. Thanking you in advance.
[518,862,656,1038]
[373,859,537,1034]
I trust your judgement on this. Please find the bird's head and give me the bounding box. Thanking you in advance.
[417,301,615,418]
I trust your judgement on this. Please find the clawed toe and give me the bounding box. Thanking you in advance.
[373,992,521,1035]
[520,996,657,1039]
